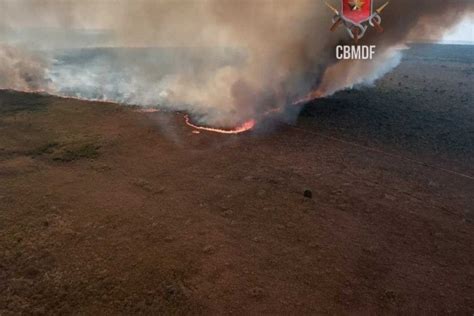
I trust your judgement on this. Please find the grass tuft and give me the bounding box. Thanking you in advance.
[52,143,100,162]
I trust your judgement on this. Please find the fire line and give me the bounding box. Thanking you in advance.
[184,115,256,134]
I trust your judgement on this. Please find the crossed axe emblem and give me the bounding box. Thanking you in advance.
[325,1,390,43]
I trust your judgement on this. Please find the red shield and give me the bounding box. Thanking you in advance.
[341,0,373,24]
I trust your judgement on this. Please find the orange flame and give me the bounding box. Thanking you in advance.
[184,115,256,134]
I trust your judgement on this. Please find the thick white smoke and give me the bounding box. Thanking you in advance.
[0,44,49,91]
[0,0,472,128]
[316,45,407,97]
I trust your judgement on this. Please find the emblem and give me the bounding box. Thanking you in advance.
[325,0,389,43]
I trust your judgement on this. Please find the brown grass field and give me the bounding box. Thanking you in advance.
[1,44,473,314]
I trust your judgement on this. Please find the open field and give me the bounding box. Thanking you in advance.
[1,44,473,314]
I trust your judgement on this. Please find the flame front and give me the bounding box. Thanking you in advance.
[184,115,256,134]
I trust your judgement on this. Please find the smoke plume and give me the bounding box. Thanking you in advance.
[0,44,49,91]
[0,0,472,128]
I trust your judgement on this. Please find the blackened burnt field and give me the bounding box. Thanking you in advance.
[1,44,473,314]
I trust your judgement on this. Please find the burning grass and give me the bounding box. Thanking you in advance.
[184,115,256,134]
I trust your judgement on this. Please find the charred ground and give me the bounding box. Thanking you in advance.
[0,44,473,314]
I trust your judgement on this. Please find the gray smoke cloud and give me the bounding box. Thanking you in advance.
[0,44,49,91]
[0,0,472,128]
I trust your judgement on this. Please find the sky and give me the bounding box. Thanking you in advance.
[441,18,474,44]
[0,3,472,46]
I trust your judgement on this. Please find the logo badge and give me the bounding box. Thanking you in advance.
[325,0,389,43]
[342,0,373,25]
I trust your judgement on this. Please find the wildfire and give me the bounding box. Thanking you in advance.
[182,89,323,134]
[184,114,256,134]
[292,89,324,105]
[7,87,323,135]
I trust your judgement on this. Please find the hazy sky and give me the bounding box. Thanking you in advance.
[1,2,472,46]
[442,18,474,44]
